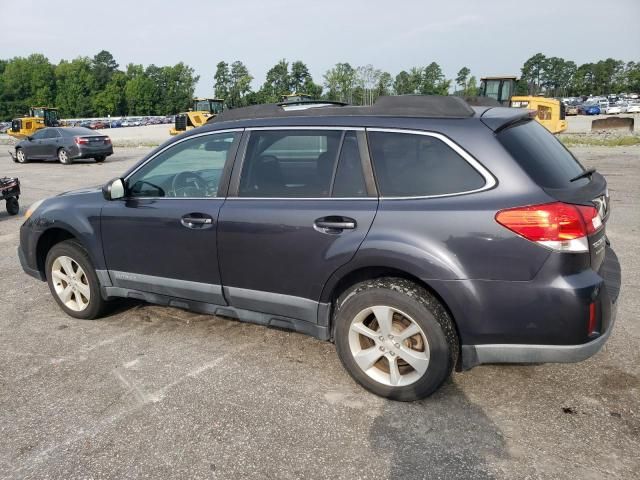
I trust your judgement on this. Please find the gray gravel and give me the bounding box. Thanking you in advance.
[0,146,638,479]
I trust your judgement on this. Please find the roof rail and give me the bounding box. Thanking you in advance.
[209,95,475,124]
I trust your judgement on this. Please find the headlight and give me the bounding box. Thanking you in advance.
[24,199,46,219]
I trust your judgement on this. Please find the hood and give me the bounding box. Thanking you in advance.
[57,185,103,197]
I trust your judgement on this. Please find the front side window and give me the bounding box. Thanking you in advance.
[368,131,486,197]
[239,130,342,197]
[31,129,48,140]
[127,132,239,198]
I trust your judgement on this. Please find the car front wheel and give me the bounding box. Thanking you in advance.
[15,148,27,164]
[334,278,458,401]
[45,240,107,319]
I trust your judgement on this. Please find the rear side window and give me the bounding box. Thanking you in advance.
[497,120,586,188]
[239,130,341,197]
[367,131,486,197]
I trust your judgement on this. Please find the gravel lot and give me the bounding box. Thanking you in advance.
[0,146,638,479]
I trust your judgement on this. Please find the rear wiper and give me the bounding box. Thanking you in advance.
[570,168,596,182]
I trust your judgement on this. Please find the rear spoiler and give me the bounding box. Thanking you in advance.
[479,107,534,132]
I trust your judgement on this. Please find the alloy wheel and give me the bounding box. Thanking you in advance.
[348,305,430,387]
[51,255,90,311]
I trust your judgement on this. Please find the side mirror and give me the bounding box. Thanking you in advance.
[102,178,125,201]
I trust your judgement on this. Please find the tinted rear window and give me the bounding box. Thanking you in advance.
[497,120,586,188]
[61,127,95,136]
[368,131,486,197]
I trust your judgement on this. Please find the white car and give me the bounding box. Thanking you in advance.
[605,104,622,115]
[626,103,640,113]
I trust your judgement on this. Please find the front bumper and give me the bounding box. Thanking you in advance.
[18,245,45,281]
[461,246,621,369]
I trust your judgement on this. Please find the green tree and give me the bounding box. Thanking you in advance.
[259,59,290,103]
[1,54,55,118]
[455,67,470,93]
[214,61,231,100]
[228,61,253,108]
[91,50,118,90]
[290,60,310,93]
[521,53,547,94]
[466,75,478,96]
[55,57,95,117]
[420,62,449,95]
[393,70,413,95]
[93,71,127,116]
[323,62,356,103]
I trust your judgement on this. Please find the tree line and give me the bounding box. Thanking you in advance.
[1,50,639,121]
[0,51,198,120]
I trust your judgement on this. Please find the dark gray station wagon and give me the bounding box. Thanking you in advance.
[19,96,621,400]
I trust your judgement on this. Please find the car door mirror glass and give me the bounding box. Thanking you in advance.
[103,178,125,200]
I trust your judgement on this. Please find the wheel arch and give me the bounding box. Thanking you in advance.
[322,265,463,367]
[35,227,78,276]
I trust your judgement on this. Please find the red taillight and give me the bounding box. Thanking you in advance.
[587,302,598,336]
[104,137,111,144]
[495,202,601,252]
[75,136,89,145]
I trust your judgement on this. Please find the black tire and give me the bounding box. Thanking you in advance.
[334,278,458,401]
[94,156,106,163]
[58,148,72,165]
[45,240,107,320]
[15,148,28,164]
[6,197,19,215]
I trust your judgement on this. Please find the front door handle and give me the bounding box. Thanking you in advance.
[314,216,356,233]
[181,213,213,229]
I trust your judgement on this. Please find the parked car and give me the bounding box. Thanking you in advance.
[604,103,622,115]
[17,97,620,401]
[565,104,579,116]
[12,127,113,165]
[110,120,122,128]
[578,102,601,115]
[626,102,640,113]
[79,120,92,128]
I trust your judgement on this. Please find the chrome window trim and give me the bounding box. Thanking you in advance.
[123,128,244,182]
[366,127,497,200]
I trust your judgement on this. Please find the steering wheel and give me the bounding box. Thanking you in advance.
[169,171,207,197]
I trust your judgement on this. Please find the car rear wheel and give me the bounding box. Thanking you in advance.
[334,278,458,401]
[94,156,105,163]
[45,240,107,319]
[15,148,27,164]
[5,197,19,215]
[58,148,72,165]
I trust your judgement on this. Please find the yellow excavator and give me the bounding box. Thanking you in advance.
[7,107,60,139]
[479,76,567,133]
[169,98,224,135]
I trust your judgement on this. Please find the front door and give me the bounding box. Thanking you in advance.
[101,130,241,304]
[218,128,378,324]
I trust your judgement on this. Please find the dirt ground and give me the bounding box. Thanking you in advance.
[0,145,638,479]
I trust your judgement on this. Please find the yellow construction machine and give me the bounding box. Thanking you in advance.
[169,98,224,135]
[479,77,567,133]
[7,107,60,139]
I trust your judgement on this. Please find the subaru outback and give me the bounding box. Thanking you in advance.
[18,96,621,401]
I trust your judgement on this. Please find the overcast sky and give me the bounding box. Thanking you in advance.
[3,0,639,96]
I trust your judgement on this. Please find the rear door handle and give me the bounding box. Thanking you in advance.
[181,213,213,229]
[314,216,356,233]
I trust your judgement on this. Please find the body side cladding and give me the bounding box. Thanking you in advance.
[101,286,330,340]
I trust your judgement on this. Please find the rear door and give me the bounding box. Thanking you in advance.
[217,128,378,324]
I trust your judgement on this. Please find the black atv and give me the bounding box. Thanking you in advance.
[0,176,20,215]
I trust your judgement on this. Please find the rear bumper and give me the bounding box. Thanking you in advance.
[68,145,114,159]
[461,245,621,369]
